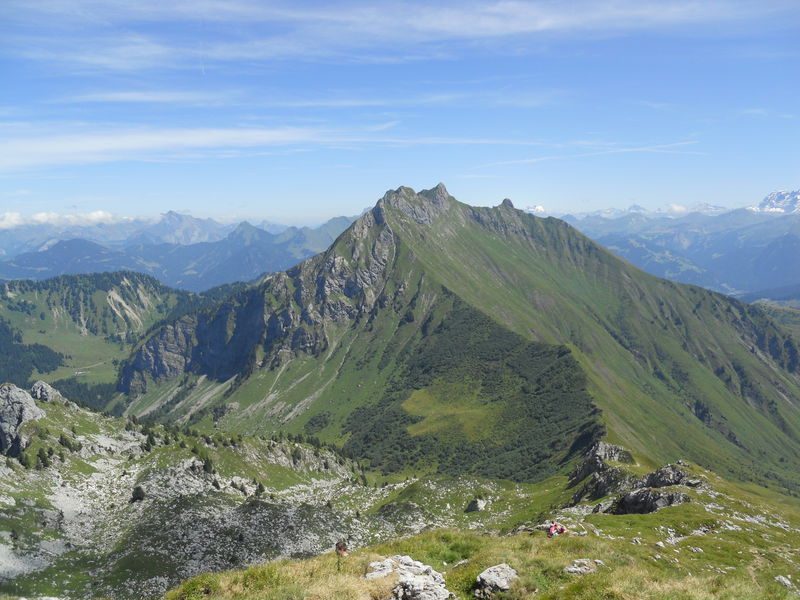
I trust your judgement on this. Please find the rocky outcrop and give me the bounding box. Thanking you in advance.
[380,184,453,226]
[366,555,454,600]
[569,442,635,503]
[474,563,518,598]
[569,441,634,485]
[639,464,687,488]
[30,381,62,403]
[608,488,689,515]
[0,384,45,456]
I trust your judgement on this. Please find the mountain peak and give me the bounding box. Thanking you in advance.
[378,183,455,225]
[501,198,515,209]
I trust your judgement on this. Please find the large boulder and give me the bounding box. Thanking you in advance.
[366,555,454,600]
[30,381,62,403]
[465,497,488,513]
[474,563,518,598]
[0,383,45,456]
[608,488,689,515]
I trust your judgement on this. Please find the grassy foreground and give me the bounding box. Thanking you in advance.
[166,524,798,600]
[167,460,800,600]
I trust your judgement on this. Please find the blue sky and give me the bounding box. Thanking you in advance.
[1,1,798,225]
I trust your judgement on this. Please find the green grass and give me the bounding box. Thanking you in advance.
[403,380,500,442]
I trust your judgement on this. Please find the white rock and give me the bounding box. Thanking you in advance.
[365,555,453,599]
[474,563,518,598]
[564,558,598,575]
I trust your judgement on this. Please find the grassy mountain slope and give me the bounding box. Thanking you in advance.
[120,185,800,492]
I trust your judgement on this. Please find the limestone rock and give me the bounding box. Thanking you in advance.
[775,575,797,593]
[564,559,604,575]
[474,563,518,598]
[366,555,453,600]
[0,384,45,456]
[569,442,635,503]
[30,381,62,403]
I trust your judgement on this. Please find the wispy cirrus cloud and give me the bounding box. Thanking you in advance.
[483,140,704,168]
[59,90,242,105]
[4,1,797,70]
[56,89,562,110]
[0,123,553,171]
[738,107,796,119]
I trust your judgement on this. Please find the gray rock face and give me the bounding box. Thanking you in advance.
[639,464,687,488]
[30,381,61,402]
[381,184,452,225]
[569,442,635,502]
[474,563,518,598]
[366,555,454,600]
[0,384,45,456]
[608,488,689,515]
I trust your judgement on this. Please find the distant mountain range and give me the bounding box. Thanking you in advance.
[2,191,798,299]
[0,213,355,291]
[564,189,800,298]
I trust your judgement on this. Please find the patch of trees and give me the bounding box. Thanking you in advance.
[51,378,120,414]
[343,296,602,483]
[0,317,62,386]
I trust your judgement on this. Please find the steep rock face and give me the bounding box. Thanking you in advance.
[569,442,635,503]
[0,384,44,456]
[121,205,397,393]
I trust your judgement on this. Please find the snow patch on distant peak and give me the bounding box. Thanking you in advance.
[748,190,800,214]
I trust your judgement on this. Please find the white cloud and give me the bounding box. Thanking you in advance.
[0,212,25,230]
[30,210,117,226]
[0,210,126,229]
[667,204,689,214]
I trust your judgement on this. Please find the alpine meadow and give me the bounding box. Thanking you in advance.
[2,1,800,599]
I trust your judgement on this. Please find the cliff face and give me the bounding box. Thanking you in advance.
[0,383,44,456]
[121,202,399,394]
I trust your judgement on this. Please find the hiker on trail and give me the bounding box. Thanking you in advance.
[547,521,566,538]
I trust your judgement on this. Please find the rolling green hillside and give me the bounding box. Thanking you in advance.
[120,185,800,492]
[0,273,190,411]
